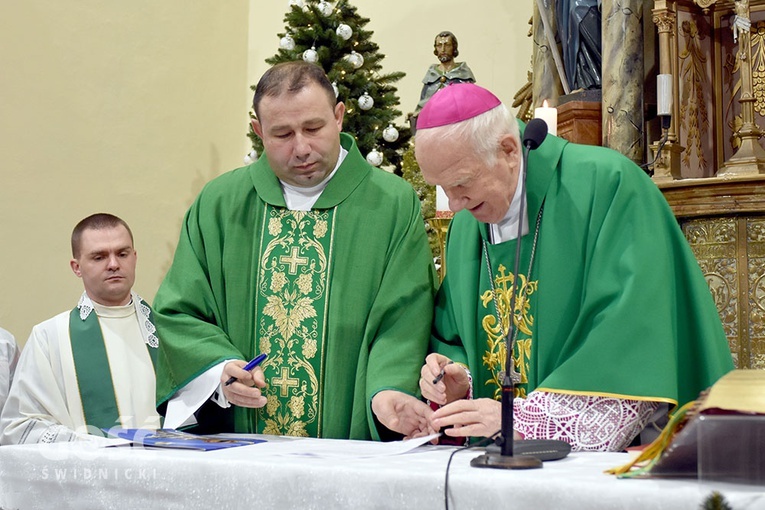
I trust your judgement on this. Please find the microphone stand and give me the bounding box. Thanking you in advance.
[471,128,544,470]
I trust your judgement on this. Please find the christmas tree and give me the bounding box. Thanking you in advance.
[247,0,411,174]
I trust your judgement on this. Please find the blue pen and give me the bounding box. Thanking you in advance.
[224,353,268,386]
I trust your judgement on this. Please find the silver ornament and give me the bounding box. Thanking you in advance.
[346,51,363,69]
[279,35,295,50]
[332,81,339,98]
[244,149,258,165]
[358,92,374,110]
[336,23,352,41]
[382,124,399,142]
[366,149,383,167]
[317,1,333,16]
[302,46,318,63]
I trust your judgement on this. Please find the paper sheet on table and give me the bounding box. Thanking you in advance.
[206,433,441,459]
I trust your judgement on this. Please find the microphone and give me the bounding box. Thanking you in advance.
[471,118,564,470]
[523,118,548,150]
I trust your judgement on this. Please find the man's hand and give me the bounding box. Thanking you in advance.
[431,397,516,440]
[371,390,436,439]
[419,353,469,406]
[220,360,267,408]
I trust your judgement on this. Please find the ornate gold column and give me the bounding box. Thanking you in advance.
[601,0,645,163]
[721,0,765,175]
[428,217,451,281]
[651,2,685,181]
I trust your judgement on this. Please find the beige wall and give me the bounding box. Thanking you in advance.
[248,1,533,118]
[0,1,251,344]
[1,1,532,345]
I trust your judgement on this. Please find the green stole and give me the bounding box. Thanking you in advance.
[253,206,334,437]
[479,230,538,400]
[68,301,158,430]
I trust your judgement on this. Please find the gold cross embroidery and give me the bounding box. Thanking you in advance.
[280,246,308,275]
[273,366,299,397]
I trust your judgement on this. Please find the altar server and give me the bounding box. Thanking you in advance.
[0,214,161,444]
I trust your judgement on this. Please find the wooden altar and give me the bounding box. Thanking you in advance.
[658,175,765,369]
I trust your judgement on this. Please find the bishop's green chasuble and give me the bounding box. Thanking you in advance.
[432,123,734,408]
[154,133,436,440]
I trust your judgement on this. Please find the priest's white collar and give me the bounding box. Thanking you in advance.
[280,146,348,211]
[77,291,159,348]
[489,159,528,244]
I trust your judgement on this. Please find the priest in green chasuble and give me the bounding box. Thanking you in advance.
[154,62,438,440]
[415,83,734,451]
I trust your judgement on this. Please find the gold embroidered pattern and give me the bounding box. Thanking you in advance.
[255,208,333,437]
[481,264,537,399]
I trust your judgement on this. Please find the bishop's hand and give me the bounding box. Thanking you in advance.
[419,353,469,406]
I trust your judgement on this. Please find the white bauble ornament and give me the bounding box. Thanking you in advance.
[382,124,399,142]
[346,51,364,69]
[366,149,383,167]
[244,149,258,165]
[332,81,339,98]
[288,0,304,7]
[336,23,352,41]
[279,35,295,50]
[302,46,318,63]
[317,1,333,16]
[358,92,374,110]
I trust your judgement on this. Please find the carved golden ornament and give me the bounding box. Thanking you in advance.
[652,11,675,33]
[749,219,765,370]
[693,0,718,9]
[682,216,765,370]
[679,20,710,173]
[751,22,765,116]
[683,218,739,363]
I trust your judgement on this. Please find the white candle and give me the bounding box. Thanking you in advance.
[534,100,557,136]
[657,74,672,116]
[436,185,449,212]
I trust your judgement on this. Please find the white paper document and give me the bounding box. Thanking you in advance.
[206,433,440,459]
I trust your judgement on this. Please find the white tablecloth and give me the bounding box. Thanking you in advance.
[1,436,763,510]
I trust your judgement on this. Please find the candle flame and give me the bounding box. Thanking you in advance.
[542,99,550,108]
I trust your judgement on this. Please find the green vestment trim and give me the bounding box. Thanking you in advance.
[69,308,120,430]
[69,301,158,430]
[255,207,335,437]
[480,245,537,400]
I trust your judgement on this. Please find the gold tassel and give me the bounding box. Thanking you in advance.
[606,401,695,477]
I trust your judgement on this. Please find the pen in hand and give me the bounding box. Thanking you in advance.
[224,353,268,386]
[432,360,454,385]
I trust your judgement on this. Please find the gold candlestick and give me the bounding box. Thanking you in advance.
[428,215,453,281]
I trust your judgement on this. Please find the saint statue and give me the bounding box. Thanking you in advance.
[408,31,476,131]
[556,0,602,91]
[732,0,751,44]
